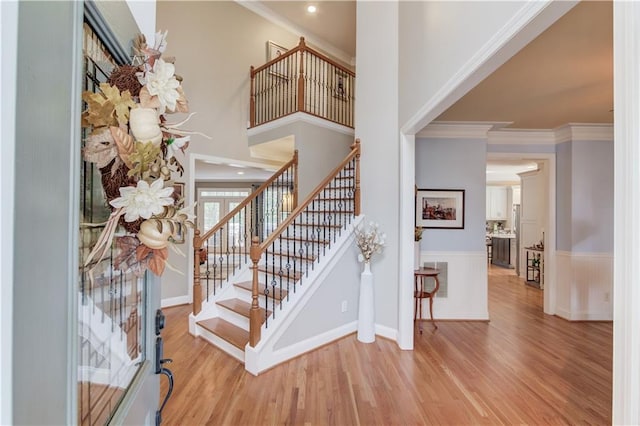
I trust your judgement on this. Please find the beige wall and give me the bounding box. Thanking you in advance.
[157,2,338,301]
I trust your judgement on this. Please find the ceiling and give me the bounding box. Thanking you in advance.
[202,1,612,182]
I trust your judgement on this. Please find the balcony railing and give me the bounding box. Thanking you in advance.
[250,37,355,129]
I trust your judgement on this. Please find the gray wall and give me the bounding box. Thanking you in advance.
[274,240,361,349]
[556,141,573,251]
[556,139,614,253]
[249,120,354,200]
[13,2,82,423]
[415,138,487,252]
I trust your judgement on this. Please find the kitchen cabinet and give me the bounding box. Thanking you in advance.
[491,236,513,268]
[486,186,507,220]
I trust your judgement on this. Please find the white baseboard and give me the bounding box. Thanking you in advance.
[245,321,358,375]
[161,295,190,308]
[375,324,397,341]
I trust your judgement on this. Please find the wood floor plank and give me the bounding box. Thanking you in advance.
[161,264,612,425]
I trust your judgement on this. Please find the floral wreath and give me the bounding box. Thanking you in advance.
[82,31,208,277]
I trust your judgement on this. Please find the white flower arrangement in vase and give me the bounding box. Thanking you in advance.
[355,221,386,264]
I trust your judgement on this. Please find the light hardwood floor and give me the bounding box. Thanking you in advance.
[160,264,612,425]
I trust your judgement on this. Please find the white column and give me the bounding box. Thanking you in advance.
[0,1,18,423]
[355,1,400,339]
[613,2,640,424]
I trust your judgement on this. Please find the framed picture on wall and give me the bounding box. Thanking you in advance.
[266,40,289,79]
[416,189,465,229]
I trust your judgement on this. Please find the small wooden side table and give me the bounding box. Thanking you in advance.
[414,267,440,333]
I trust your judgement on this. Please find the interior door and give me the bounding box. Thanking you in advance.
[198,192,250,252]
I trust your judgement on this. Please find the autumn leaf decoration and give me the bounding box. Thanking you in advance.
[81,30,204,279]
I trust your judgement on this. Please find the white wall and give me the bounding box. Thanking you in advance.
[156,1,304,302]
[0,1,17,422]
[126,0,156,41]
[248,116,354,200]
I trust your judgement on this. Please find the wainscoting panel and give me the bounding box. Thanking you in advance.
[555,251,613,321]
[419,251,488,320]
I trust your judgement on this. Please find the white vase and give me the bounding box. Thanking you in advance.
[357,261,375,343]
[414,241,421,270]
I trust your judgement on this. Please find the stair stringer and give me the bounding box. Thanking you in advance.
[245,215,364,375]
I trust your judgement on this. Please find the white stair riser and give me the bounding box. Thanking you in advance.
[216,306,250,330]
[197,326,245,362]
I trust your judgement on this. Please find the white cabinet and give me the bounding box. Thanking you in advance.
[486,186,507,220]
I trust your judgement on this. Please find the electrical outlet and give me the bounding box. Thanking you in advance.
[604,292,610,302]
[341,300,348,312]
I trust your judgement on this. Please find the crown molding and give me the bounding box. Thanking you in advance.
[554,123,614,143]
[488,128,557,145]
[416,122,496,139]
[236,1,355,66]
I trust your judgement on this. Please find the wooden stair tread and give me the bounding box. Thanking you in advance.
[196,318,248,350]
[292,223,342,229]
[306,210,354,214]
[217,298,270,319]
[269,251,317,261]
[257,266,303,280]
[315,197,354,201]
[234,281,288,301]
[279,236,330,245]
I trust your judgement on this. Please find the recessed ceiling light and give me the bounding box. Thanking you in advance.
[307,5,317,13]
[237,171,245,175]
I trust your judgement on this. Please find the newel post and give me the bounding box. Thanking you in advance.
[249,236,262,347]
[297,37,306,113]
[249,65,256,128]
[352,139,361,216]
[193,229,202,315]
[293,150,299,210]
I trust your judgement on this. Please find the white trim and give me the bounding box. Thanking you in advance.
[416,122,495,139]
[419,122,613,145]
[613,2,640,423]
[161,295,190,308]
[234,1,355,66]
[247,321,358,374]
[0,1,17,422]
[247,112,355,138]
[558,123,614,142]
[398,133,415,350]
[375,324,397,342]
[488,128,557,145]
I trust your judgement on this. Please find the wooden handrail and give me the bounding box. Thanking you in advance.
[249,36,355,129]
[248,139,360,346]
[192,151,298,316]
[258,140,360,252]
[250,37,355,80]
[192,229,202,315]
[199,151,298,243]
